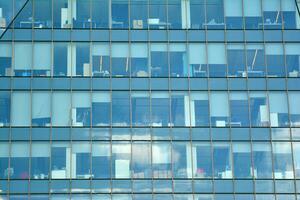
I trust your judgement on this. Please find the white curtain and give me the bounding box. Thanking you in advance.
[112,43,129,57]
[232,143,251,153]
[72,92,90,107]
[32,92,51,119]
[93,92,111,103]
[131,43,148,58]
[32,143,50,157]
[262,0,280,11]
[92,143,110,156]
[225,0,242,16]
[210,92,229,117]
[265,44,283,55]
[52,92,71,126]
[285,44,300,55]
[244,0,262,16]
[151,44,167,52]
[188,44,206,64]
[281,0,296,11]
[207,44,226,64]
[269,92,288,113]
[14,43,32,70]
[11,143,30,157]
[33,43,51,70]
[11,92,30,126]
[92,43,110,56]
[72,143,91,153]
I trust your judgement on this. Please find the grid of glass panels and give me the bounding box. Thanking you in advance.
[0,0,300,30]
[1,42,300,78]
[1,0,300,199]
[0,90,300,128]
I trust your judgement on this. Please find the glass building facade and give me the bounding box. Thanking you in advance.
[0,0,300,199]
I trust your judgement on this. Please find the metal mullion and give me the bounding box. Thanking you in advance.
[89,40,93,200]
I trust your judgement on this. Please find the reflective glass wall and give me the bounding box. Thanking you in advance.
[1,0,300,199]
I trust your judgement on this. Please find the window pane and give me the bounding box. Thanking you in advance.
[172,142,192,178]
[252,143,273,178]
[269,92,289,127]
[149,0,167,29]
[224,0,243,29]
[171,92,189,126]
[249,92,269,127]
[265,44,285,77]
[244,0,262,29]
[273,142,294,179]
[112,44,129,76]
[282,0,300,29]
[33,43,51,76]
[51,143,71,179]
[213,143,232,178]
[151,92,170,126]
[131,43,148,77]
[73,0,91,28]
[132,142,151,178]
[205,0,225,29]
[112,142,131,178]
[227,44,245,77]
[0,92,10,126]
[192,143,212,178]
[52,92,71,126]
[230,92,249,126]
[150,44,168,77]
[293,143,300,178]
[190,92,209,126]
[130,0,147,29]
[0,43,12,76]
[92,0,109,28]
[188,44,207,77]
[92,92,111,126]
[246,45,265,77]
[289,92,300,126]
[53,0,71,28]
[262,0,282,30]
[0,143,9,179]
[72,142,91,179]
[170,44,187,77]
[54,43,68,76]
[112,0,129,28]
[72,92,91,126]
[208,44,226,77]
[210,92,229,127]
[233,143,252,178]
[112,92,130,126]
[14,43,32,76]
[152,142,172,178]
[34,0,52,28]
[32,92,51,127]
[11,142,30,179]
[132,92,150,126]
[92,43,110,77]
[31,142,50,179]
[190,0,205,29]
[168,0,182,29]
[11,92,30,126]
[285,44,300,78]
[92,142,111,178]
[73,43,90,76]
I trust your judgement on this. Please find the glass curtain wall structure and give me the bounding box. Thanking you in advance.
[0,0,300,199]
